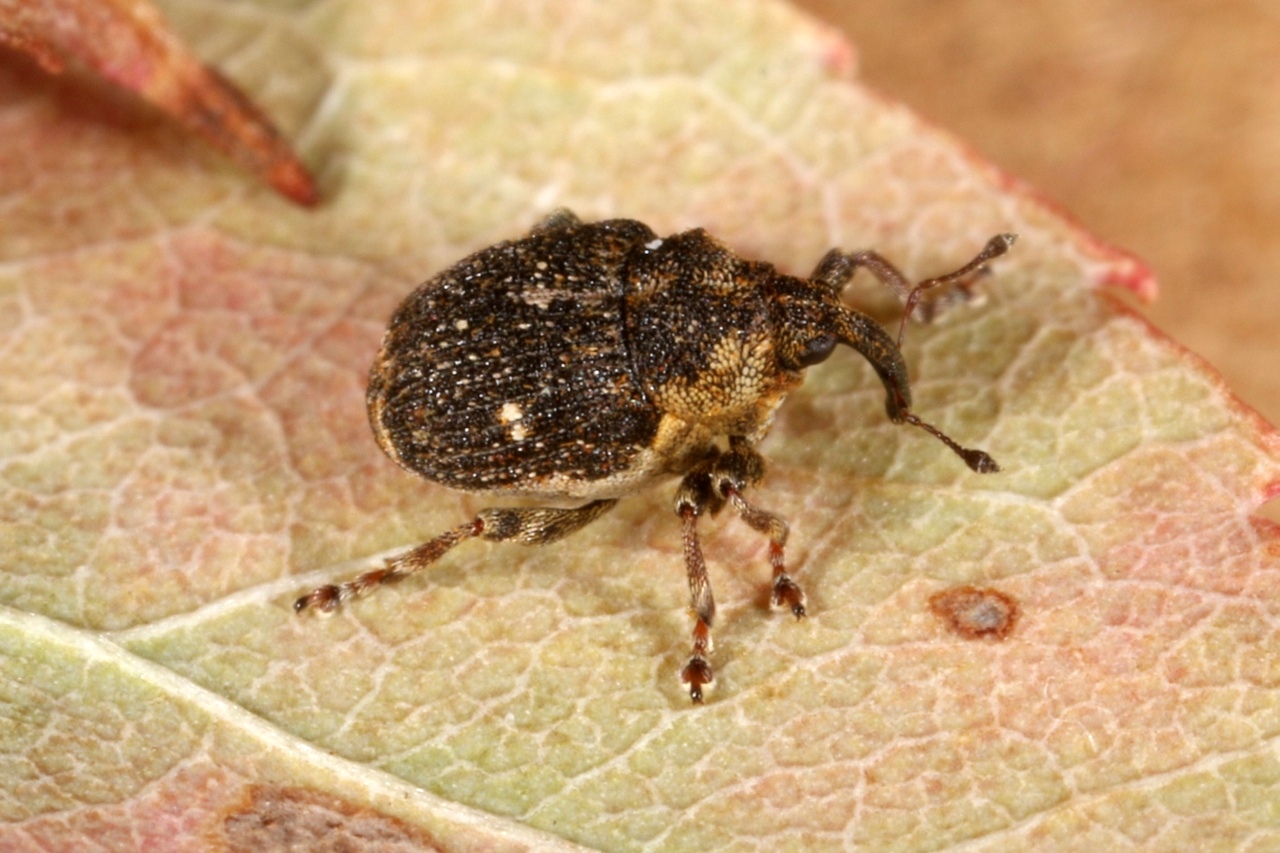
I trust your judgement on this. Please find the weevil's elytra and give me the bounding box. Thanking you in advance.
[297,210,1016,703]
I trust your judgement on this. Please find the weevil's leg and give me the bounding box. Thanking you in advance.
[811,246,913,304]
[529,208,581,235]
[897,234,1016,342]
[294,519,483,614]
[678,504,716,704]
[716,437,805,618]
[674,454,724,703]
[294,499,617,615]
[811,234,1016,337]
[476,499,618,544]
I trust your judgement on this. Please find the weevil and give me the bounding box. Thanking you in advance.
[295,210,1015,702]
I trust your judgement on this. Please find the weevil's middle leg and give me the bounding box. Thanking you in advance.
[294,499,617,614]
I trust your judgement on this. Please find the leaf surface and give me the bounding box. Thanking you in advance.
[3,1,1280,850]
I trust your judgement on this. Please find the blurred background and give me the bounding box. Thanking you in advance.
[795,1,1280,471]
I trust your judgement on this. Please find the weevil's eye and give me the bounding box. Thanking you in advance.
[796,333,837,367]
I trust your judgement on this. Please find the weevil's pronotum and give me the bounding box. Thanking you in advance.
[296,210,1015,702]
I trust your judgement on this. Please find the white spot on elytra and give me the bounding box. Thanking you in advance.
[455,319,469,331]
[499,402,529,441]
[645,238,663,250]
[515,288,556,309]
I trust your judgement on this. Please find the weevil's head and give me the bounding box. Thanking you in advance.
[766,273,998,474]
[767,274,912,423]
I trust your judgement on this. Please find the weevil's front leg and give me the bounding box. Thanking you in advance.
[810,234,1016,336]
[295,499,617,614]
[672,441,807,703]
[715,437,805,618]
[674,456,723,703]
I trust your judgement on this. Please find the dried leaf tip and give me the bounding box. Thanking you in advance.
[0,0,319,206]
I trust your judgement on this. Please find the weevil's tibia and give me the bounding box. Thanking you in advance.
[294,519,484,613]
[294,499,617,614]
[678,503,716,704]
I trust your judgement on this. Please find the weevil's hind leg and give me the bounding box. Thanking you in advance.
[716,438,805,618]
[294,499,618,615]
[294,519,484,614]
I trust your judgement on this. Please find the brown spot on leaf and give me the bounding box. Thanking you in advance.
[928,585,1019,640]
[222,785,442,853]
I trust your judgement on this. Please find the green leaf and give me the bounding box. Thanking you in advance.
[4,1,1279,850]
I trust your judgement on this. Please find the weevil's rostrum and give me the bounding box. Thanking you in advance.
[298,210,1016,703]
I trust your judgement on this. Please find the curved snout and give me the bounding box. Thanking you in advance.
[832,306,912,423]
